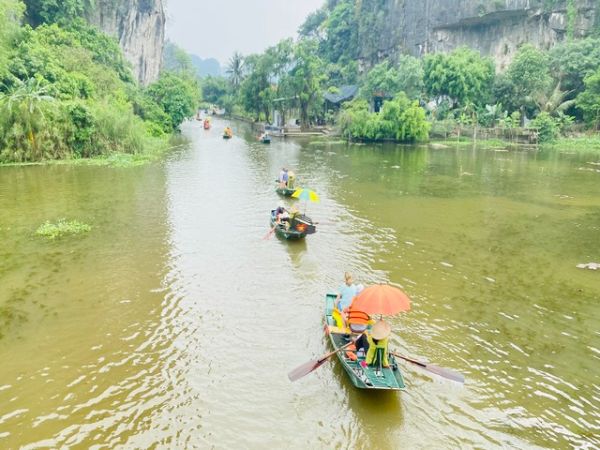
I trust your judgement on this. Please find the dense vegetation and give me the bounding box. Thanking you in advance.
[0,0,200,163]
[202,0,600,143]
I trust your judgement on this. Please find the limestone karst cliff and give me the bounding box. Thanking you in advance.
[355,0,599,70]
[86,0,165,85]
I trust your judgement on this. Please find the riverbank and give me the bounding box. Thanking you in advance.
[0,138,188,168]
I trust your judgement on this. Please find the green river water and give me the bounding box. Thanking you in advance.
[0,118,599,449]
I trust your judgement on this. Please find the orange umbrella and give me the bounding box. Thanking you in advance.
[350,284,411,316]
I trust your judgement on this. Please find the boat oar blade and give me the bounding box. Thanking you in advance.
[287,358,328,382]
[288,334,361,382]
[262,227,275,240]
[392,352,465,383]
[419,363,465,383]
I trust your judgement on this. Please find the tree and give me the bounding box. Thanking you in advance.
[339,94,429,142]
[0,0,24,76]
[504,44,551,114]
[298,7,327,39]
[424,47,494,109]
[361,61,403,100]
[201,76,228,105]
[24,0,86,26]
[0,77,56,161]
[239,53,271,121]
[549,37,600,95]
[226,51,245,91]
[145,72,199,130]
[576,69,600,129]
[320,0,358,64]
[395,55,424,100]
[287,39,326,129]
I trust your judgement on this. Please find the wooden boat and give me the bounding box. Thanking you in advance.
[270,209,316,240]
[324,293,406,390]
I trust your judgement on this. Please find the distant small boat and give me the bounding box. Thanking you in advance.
[260,135,271,144]
[223,127,233,139]
[203,119,211,130]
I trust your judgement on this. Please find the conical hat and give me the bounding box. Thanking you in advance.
[371,320,391,340]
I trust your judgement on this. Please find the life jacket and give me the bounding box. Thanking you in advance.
[347,308,370,333]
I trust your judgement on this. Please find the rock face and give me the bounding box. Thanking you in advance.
[356,0,600,70]
[86,0,165,85]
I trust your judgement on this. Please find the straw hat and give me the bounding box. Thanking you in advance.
[371,320,391,340]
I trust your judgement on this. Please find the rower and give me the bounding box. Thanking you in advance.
[366,320,391,370]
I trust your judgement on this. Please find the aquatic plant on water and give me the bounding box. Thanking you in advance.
[35,219,92,239]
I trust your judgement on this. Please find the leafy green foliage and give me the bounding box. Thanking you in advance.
[576,68,600,128]
[0,7,195,163]
[36,218,91,239]
[0,78,61,162]
[24,0,86,26]
[320,0,357,64]
[531,112,559,142]
[202,75,229,105]
[549,38,600,94]
[287,39,327,129]
[503,44,551,111]
[226,51,245,90]
[145,72,199,131]
[339,93,430,142]
[361,57,424,101]
[0,0,24,76]
[424,47,494,109]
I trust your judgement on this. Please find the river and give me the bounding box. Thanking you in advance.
[1,118,599,449]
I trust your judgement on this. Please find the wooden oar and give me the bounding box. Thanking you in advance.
[288,334,362,382]
[262,226,276,240]
[391,352,465,383]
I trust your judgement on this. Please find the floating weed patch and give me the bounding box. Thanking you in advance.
[36,219,92,239]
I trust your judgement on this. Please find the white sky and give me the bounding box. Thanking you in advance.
[165,0,324,65]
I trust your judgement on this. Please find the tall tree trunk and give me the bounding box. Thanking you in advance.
[300,102,309,131]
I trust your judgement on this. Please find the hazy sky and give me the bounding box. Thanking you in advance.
[165,0,324,65]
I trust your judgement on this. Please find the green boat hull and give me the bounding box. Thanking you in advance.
[275,187,296,197]
[324,293,406,391]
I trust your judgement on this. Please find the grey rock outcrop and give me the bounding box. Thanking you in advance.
[356,0,600,70]
[86,0,165,85]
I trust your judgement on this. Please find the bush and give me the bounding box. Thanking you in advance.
[531,112,559,143]
[339,94,430,142]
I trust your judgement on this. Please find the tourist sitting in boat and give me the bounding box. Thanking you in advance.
[335,272,358,314]
[365,320,391,368]
[278,168,289,188]
[276,207,290,225]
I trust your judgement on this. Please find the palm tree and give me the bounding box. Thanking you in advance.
[226,51,245,91]
[0,78,55,160]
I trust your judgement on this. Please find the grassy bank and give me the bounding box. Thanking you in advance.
[0,138,188,168]
[540,136,600,153]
